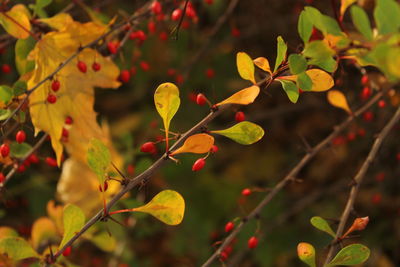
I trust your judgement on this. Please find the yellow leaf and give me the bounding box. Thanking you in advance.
[170,133,214,156]
[340,0,357,19]
[0,227,18,239]
[216,85,260,106]
[0,4,32,39]
[39,13,74,31]
[30,217,57,250]
[28,14,120,165]
[47,200,64,233]
[131,190,185,226]
[253,57,272,74]
[237,52,256,84]
[282,69,334,92]
[327,90,352,114]
[154,83,180,150]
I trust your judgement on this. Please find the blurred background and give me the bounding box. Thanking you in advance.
[1,0,399,266]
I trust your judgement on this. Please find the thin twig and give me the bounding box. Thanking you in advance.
[323,105,400,265]
[201,90,384,267]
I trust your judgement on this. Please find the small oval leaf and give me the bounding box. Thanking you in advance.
[10,142,32,158]
[132,190,185,226]
[289,54,308,75]
[170,133,214,156]
[211,121,264,145]
[59,204,85,250]
[297,242,316,267]
[327,244,370,266]
[31,217,57,250]
[327,90,352,114]
[87,138,111,183]
[310,216,336,237]
[253,57,271,74]
[277,79,299,103]
[237,52,256,84]
[154,82,180,148]
[216,85,260,106]
[0,5,32,39]
[274,36,288,72]
[0,237,39,261]
[307,69,334,92]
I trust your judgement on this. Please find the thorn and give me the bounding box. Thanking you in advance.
[108,216,126,228]
[299,134,312,153]
[111,162,128,183]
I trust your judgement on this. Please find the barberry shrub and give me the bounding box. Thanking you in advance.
[0,0,399,266]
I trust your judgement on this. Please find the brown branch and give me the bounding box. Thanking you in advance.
[201,90,384,267]
[323,105,400,265]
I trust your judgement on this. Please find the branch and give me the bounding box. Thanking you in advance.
[323,104,400,265]
[200,90,384,267]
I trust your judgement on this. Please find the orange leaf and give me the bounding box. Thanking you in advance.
[327,90,352,114]
[253,57,272,74]
[216,85,260,106]
[170,133,214,156]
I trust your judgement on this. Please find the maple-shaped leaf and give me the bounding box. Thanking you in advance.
[28,13,120,165]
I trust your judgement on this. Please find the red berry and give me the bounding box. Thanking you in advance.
[45,157,58,167]
[159,31,168,41]
[378,100,386,108]
[0,144,10,157]
[347,132,356,141]
[140,61,150,71]
[28,154,39,164]
[397,153,400,161]
[188,92,197,103]
[0,173,4,183]
[225,222,234,233]
[192,158,206,171]
[17,164,26,173]
[65,116,73,125]
[107,42,118,54]
[174,74,183,85]
[51,80,60,92]
[77,61,87,73]
[205,68,215,78]
[363,111,374,122]
[120,70,131,83]
[241,188,252,196]
[151,1,162,15]
[185,5,197,18]
[210,145,219,153]
[1,64,11,73]
[167,68,176,76]
[16,130,26,144]
[309,27,323,41]
[62,246,72,257]
[196,94,207,106]
[204,0,214,4]
[361,75,369,86]
[140,142,156,153]
[61,128,69,138]
[148,21,156,33]
[47,94,57,104]
[220,251,228,261]
[247,236,258,249]
[235,111,245,122]
[130,66,137,76]
[357,128,366,137]
[92,62,101,72]
[375,172,385,182]
[99,181,108,192]
[127,164,135,175]
[332,136,346,146]
[360,87,372,100]
[182,20,190,29]
[136,30,147,42]
[371,193,382,204]
[231,27,241,37]
[171,9,183,21]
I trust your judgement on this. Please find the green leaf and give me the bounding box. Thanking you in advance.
[0,109,11,121]
[313,57,337,72]
[278,79,299,103]
[374,0,400,35]
[0,85,13,104]
[10,142,32,158]
[303,41,335,61]
[131,190,185,225]
[297,242,316,267]
[211,121,265,145]
[59,204,85,250]
[298,10,313,43]
[350,5,373,41]
[154,83,180,148]
[13,80,27,96]
[304,7,342,36]
[297,72,312,91]
[289,54,308,75]
[86,231,116,252]
[236,52,256,84]
[36,0,52,9]
[310,216,336,237]
[274,36,287,72]
[326,244,370,266]
[15,36,36,75]
[87,138,111,183]
[0,237,39,261]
